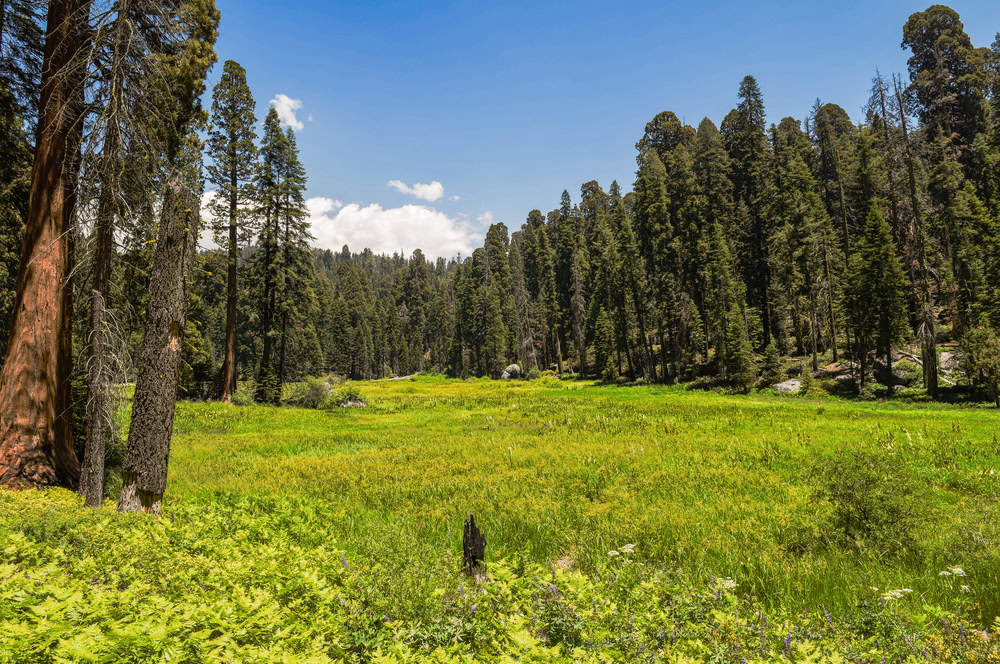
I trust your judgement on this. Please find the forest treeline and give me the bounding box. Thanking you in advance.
[0,4,999,499]
[184,5,1000,404]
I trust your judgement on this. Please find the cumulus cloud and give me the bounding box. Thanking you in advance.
[450,194,460,201]
[307,198,476,259]
[386,179,445,202]
[270,93,304,131]
[198,191,220,249]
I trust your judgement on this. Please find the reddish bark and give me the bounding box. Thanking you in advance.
[0,0,91,489]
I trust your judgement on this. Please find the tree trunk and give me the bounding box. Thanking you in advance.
[80,78,123,508]
[894,75,938,398]
[821,236,839,363]
[219,182,238,401]
[0,0,90,488]
[117,173,198,515]
[79,290,108,507]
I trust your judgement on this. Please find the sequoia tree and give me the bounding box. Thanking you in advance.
[0,0,91,488]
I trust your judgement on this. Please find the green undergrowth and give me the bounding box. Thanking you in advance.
[3,375,1000,662]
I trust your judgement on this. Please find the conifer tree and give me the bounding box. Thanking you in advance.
[207,60,257,402]
[594,307,616,381]
[724,75,772,348]
[846,207,909,389]
[274,128,316,388]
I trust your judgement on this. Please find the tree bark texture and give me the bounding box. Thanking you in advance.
[117,173,198,515]
[78,290,108,507]
[0,0,91,488]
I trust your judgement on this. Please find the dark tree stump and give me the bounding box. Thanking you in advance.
[463,513,486,577]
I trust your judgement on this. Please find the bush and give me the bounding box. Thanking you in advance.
[283,377,331,409]
[894,359,922,386]
[761,342,783,385]
[231,380,255,406]
[321,385,366,409]
[858,379,878,401]
[800,365,815,395]
[526,366,542,380]
[813,448,923,557]
[960,324,1000,407]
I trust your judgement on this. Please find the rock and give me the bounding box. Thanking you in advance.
[893,385,906,393]
[775,378,801,394]
[939,351,959,372]
[500,363,521,380]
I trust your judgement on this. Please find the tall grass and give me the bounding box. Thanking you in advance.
[167,376,1000,620]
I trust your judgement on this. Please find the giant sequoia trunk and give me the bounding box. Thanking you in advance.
[0,0,90,488]
[117,173,198,515]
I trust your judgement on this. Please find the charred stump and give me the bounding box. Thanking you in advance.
[462,513,486,577]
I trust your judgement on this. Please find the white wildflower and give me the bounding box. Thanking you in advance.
[621,543,635,554]
[961,585,971,593]
[715,577,737,591]
[608,550,620,557]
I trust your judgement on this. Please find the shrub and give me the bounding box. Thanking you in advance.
[894,359,922,386]
[761,342,783,385]
[526,366,542,380]
[960,324,1000,407]
[800,364,815,395]
[858,379,878,401]
[231,380,255,406]
[284,377,331,409]
[321,385,366,409]
[813,448,923,557]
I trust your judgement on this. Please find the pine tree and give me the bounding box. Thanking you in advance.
[253,107,284,402]
[274,128,316,388]
[846,207,909,389]
[594,307,616,382]
[207,60,257,402]
[724,75,772,348]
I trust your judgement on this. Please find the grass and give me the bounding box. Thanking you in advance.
[4,375,1000,662]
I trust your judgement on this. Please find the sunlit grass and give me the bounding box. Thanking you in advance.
[164,375,1000,619]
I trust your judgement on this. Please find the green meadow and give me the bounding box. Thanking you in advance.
[3,376,1000,662]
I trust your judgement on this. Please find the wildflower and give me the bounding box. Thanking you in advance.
[941,566,966,577]
[621,543,635,554]
[715,577,737,591]
[961,585,971,593]
[608,550,620,557]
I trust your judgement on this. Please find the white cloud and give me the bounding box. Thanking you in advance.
[386,179,445,202]
[198,191,219,249]
[307,198,476,259]
[306,196,344,216]
[477,211,495,226]
[270,93,304,131]
[450,194,460,201]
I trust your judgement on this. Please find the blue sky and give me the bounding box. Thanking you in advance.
[206,0,1000,258]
